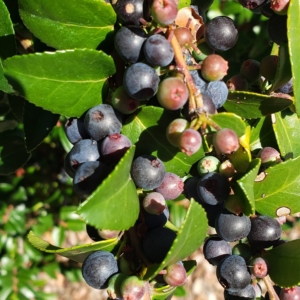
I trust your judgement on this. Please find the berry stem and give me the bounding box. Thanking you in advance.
[169,30,204,115]
[262,275,280,300]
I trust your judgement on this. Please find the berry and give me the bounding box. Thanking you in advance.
[64,151,76,178]
[155,172,184,200]
[268,14,288,45]
[224,284,256,300]
[197,172,230,205]
[157,77,188,110]
[197,155,221,176]
[219,160,235,178]
[98,229,120,240]
[178,128,202,156]
[142,227,176,263]
[73,161,110,199]
[144,206,170,229]
[114,26,147,64]
[271,0,289,14]
[120,276,146,300]
[184,176,202,203]
[143,34,174,67]
[131,155,166,190]
[247,215,282,248]
[174,27,194,47]
[163,262,187,286]
[86,224,102,241]
[227,75,249,91]
[216,255,251,289]
[107,273,129,300]
[232,243,252,262]
[82,251,118,289]
[280,287,300,300]
[249,257,269,278]
[142,192,166,215]
[113,0,145,25]
[203,236,232,265]
[151,0,178,26]
[204,16,238,51]
[238,0,266,10]
[123,62,160,101]
[213,128,240,155]
[68,139,101,171]
[202,94,217,114]
[215,210,251,242]
[203,80,229,109]
[65,116,89,144]
[225,194,246,216]
[276,78,293,94]
[257,146,281,168]
[240,59,261,83]
[101,133,132,163]
[84,104,122,141]
[166,118,190,147]
[190,70,207,90]
[201,54,229,81]
[111,86,140,115]
[260,55,278,81]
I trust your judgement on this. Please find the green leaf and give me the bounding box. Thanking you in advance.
[58,124,73,153]
[254,156,300,217]
[264,239,300,287]
[250,116,278,151]
[270,43,292,92]
[77,146,140,230]
[24,101,60,152]
[287,0,300,117]
[273,109,300,159]
[0,135,31,175]
[210,112,247,137]
[0,0,16,60]
[122,106,204,177]
[19,0,116,50]
[0,61,13,93]
[27,231,118,263]
[7,94,25,122]
[3,49,115,117]
[224,91,293,118]
[178,0,191,9]
[143,199,208,280]
[232,158,261,216]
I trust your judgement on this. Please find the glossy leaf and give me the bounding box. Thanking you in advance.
[227,145,251,173]
[19,0,116,50]
[0,0,16,60]
[273,109,300,159]
[224,91,293,118]
[24,101,60,152]
[270,43,292,92]
[254,156,300,217]
[143,199,208,280]
[250,116,278,151]
[231,158,261,216]
[0,135,31,175]
[210,112,247,137]
[264,239,300,287]
[27,231,118,263]
[3,49,115,117]
[77,146,139,230]
[287,0,300,117]
[122,106,204,177]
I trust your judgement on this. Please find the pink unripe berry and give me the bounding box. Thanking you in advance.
[151,0,178,26]
[201,54,229,81]
[213,128,239,155]
[179,128,202,156]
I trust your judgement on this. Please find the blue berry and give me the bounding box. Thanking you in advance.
[203,80,228,109]
[65,116,90,144]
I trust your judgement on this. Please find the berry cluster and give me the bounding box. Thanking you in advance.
[58,0,297,297]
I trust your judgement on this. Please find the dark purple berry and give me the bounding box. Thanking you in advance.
[260,55,279,81]
[217,255,251,289]
[240,59,261,83]
[144,206,169,229]
[123,63,160,101]
[203,236,232,265]
[215,210,251,242]
[143,34,174,67]
[268,14,288,44]
[84,104,122,141]
[204,16,238,51]
[65,116,90,144]
[114,26,147,64]
[224,284,256,300]
[142,227,176,263]
[197,172,230,205]
[227,75,249,91]
[131,155,166,190]
[113,0,145,25]
[238,0,266,10]
[82,251,118,289]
